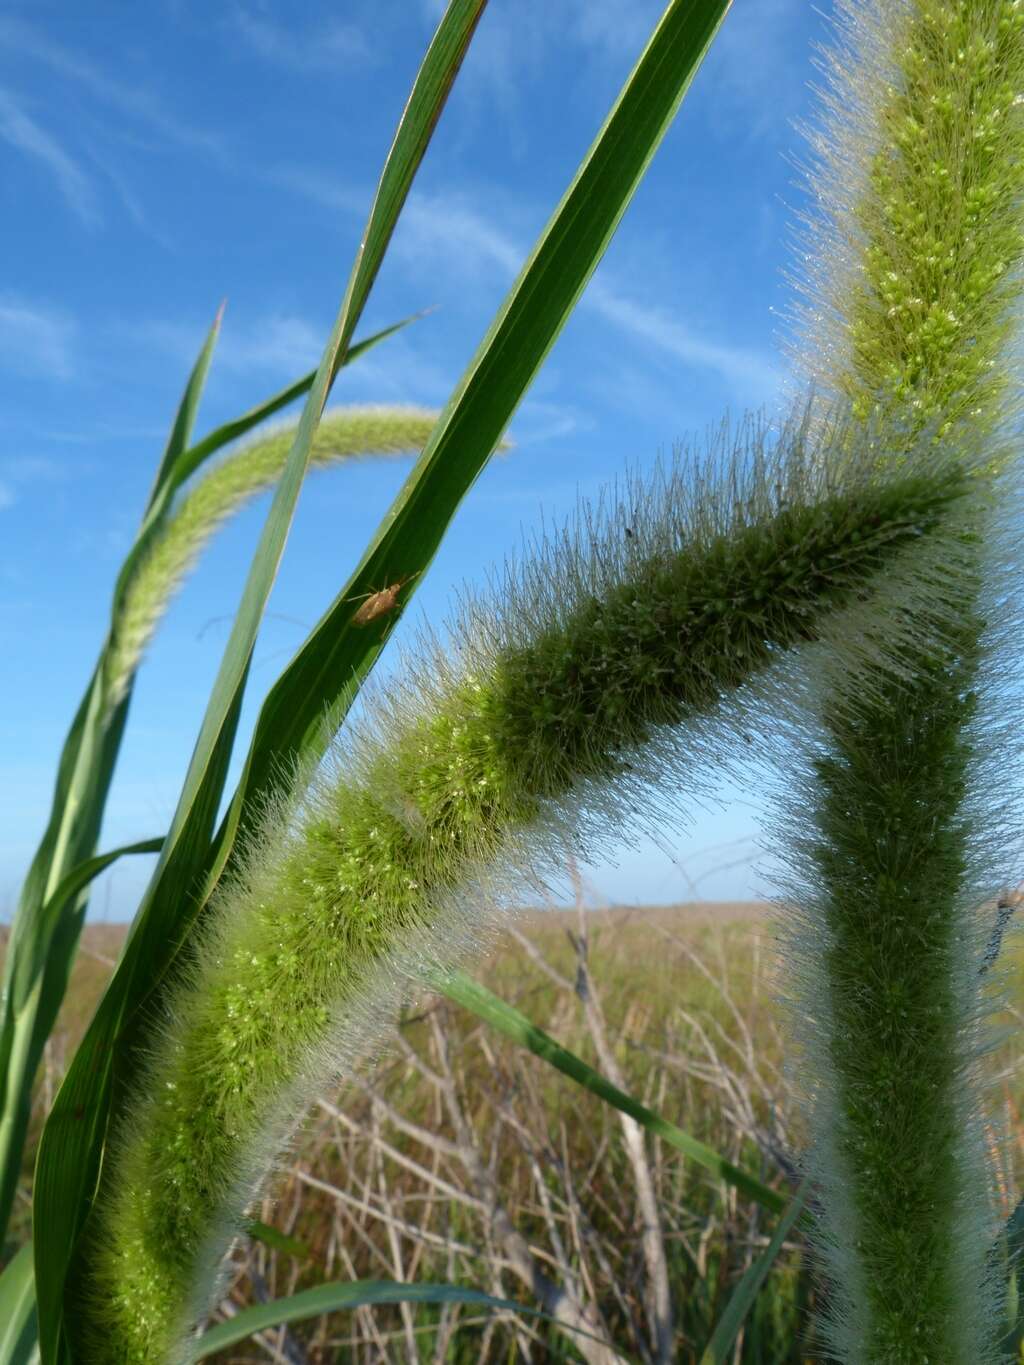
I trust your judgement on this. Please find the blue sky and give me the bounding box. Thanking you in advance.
[0,0,836,920]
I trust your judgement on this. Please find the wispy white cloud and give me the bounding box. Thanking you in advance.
[0,298,77,379]
[384,192,780,400]
[394,192,524,278]
[83,141,176,250]
[220,315,324,374]
[0,17,225,159]
[701,0,810,139]
[121,305,451,402]
[1,455,70,481]
[231,7,369,71]
[269,164,367,218]
[124,313,324,378]
[0,87,100,228]
[279,171,528,277]
[509,398,592,448]
[584,278,782,404]
[566,0,662,58]
[276,175,780,402]
[0,453,81,512]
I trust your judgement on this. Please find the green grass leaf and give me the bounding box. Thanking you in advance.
[0,303,224,1249]
[242,1219,312,1264]
[144,303,225,508]
[7,840,162,1006]
[438,969,787,1216]
[186,1280,628,1361]
[995,1195,1024,1355]
[698,1180,809,1364]
[0,1243,38,1365]
[32,7,486,1361]
[0,310,417,1254]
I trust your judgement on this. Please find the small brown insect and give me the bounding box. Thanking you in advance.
[348,573,418,626]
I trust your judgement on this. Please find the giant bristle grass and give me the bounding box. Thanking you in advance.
[768,1,1024,1360]
[78,405,990,1364]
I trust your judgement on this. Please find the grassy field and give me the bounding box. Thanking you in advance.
[7,898,1024,1363]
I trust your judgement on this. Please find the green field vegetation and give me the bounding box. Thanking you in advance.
[8,897,1024,1363]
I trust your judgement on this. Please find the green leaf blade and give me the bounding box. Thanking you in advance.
[698,1181,809,1365]
[0,300,225,1250]
[438,970,786,1216]
[187,1280,621,1360]
[0,1244,38,1365]
[32,6,489,1359]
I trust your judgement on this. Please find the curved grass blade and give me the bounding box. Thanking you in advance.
[242,1219,311,1264]
[5,841,162,1006]
[0,312,416,1250]
[438,969,786,1215]
[0,1243,38,1365]
[33,6,488,1360]
[698,1180,809,1364]
[200,0,735,951]
[0,304,223,1248]
[145,303,225,509]
[186,1280,628,1361]
[994,1194,1024,1355]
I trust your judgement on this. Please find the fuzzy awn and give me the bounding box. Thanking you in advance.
[81,406,990,1364]
[772,1,1024,1361]
[104,405,443,704]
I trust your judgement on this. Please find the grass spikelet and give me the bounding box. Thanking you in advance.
[81,404,989,1364]
[104,405,441,703]
[784,0,1024,443]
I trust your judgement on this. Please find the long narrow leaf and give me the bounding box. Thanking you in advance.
[0,1244,38,1365]
[144,303,225,508]
[0,304,223,1247]
[242,1219,311,1264]
[996,1194,1024,1354]
[33,7,487,1360]
[7,841,162,1007]
[187,1280,625,1360]
[439,969,786,1215]
[698,1180,809,1364]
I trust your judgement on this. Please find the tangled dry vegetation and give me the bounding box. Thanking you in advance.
[7,887,1024,1365]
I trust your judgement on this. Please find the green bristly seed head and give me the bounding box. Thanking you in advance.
[104,405,442,704]
[787,0,1024,446]
[772,2,1024,1362]
[80,407,988,1364]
